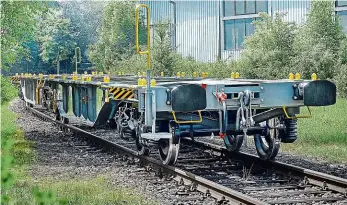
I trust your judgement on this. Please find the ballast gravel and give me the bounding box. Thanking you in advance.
[10,99,216,205]
[198,136,347,179]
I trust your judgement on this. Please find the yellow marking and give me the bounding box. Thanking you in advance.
[282,106,312,119]
[108,87,134,99]
[127,93,134,99]
[120,91,132,99]
[112,88,121,95]
[115,89,126,99]
[110,88,116,93]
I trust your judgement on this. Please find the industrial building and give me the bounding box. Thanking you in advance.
[145,0,347,62]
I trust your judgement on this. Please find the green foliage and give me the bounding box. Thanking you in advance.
[0,1,47,70]
[60,1,106,60]
[293,0,346,79]
[109,54,147,74]
[88,1,146,71]
[238,13,297,79]
[151,21,178,76]
[1,76,18,104]
[335,64,347,98]
[37,8,77,66]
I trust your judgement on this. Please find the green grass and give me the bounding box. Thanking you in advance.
[282,98,347,163]
[1,102,155,205]
[8,175,154,205]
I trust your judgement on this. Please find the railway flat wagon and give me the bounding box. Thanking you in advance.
[14,4,337,165]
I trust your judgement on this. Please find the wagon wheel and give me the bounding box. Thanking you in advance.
[254,118,281,160]
[135,125,150,156]
[224,134,244,152]
[158,137,180,165]
[158,126,180,165]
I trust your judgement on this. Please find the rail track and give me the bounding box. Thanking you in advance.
[27,105,347,205]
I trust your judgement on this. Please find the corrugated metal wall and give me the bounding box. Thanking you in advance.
[270,0,311,24]
[145,0,314,63]
[175,1,219,62]
[144,0,220,62]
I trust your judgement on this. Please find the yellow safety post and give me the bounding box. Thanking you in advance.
[295,73,301,80]
[141,78,147,87]
[181,72,185,77]
[72,74,78,81]
[103,75,110,83]
[161,72,164,77]
[201,72,206,78]
[138,72,141,77]
[205,72,208,78]
[142,71,146,77]
[151,79,156,86]
[81,75,86,82]
[39,73,43,79]
[193,72,197,78]
[289,73,294,80]
[74,47,81,74]
[177,72,181,78]
[86,75,92,82]
[235,72,240,79]
[62,74,67,80]
[311,73,317,81]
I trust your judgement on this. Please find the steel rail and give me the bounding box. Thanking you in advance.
[186,139,347,196]
[28,107,267,205]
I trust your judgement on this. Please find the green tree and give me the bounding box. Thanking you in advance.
[0,1,46,70]
[88,1,146,71]
[151,20,178,76]
[293,0,346,79]
[37,8,77,73]
[237,13,297,79]
[60,1,106,60]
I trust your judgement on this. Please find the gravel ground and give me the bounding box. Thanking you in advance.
[197,136,347,179]
[10,99,216,205]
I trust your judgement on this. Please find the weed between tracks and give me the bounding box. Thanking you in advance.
[1,101,152,205]
[282,98,347,163]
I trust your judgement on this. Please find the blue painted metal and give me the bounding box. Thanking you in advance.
[87,85,97,122]
[72,86,81,117]
[62,84,69,113]
[81,87,88,120]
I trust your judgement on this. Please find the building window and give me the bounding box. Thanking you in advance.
[223,1,267,50]
[337,11,347,33]
[223,0,268,17]
[336,0,347,7]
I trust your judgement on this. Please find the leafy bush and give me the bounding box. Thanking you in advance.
[335,64,347,98]
[238,13,297,79]
[151,21,178,76]
[88,1,146,71]
[293,0,346,80]
[1,76,18,104]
